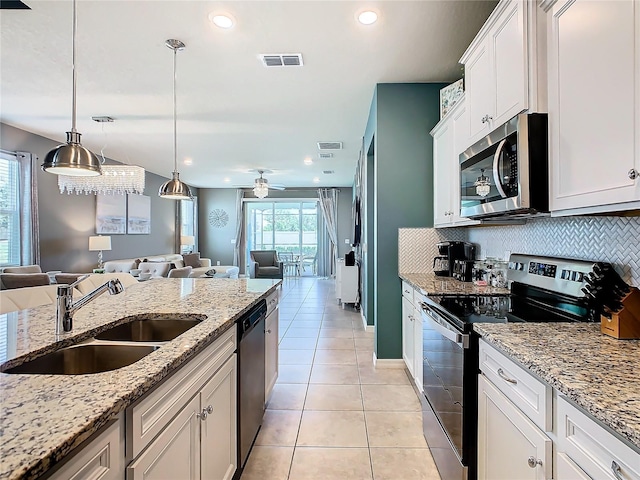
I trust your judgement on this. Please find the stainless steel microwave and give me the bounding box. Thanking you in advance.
[459,113,549,219]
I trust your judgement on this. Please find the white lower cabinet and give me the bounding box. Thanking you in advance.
[478,374,552,480]
[127,395,201,480]
[555,452,590,480]
[412,308,423,393]
[265,288,279,403]
[126,328,238,480]
[48,416,125,480]
[401,294,415,378]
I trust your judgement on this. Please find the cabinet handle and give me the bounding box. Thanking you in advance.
[611,460,624,480]
[408,315,414,322]
[205,405,214,415]
[404,289,411,294]
[629,168,638,180]
[197,410,208,421]
[266,329,272,334]
[481,114,493,124]
[497,368,518,385]
[527,457,542,468]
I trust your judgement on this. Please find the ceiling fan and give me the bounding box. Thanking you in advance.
[234,169,285,198]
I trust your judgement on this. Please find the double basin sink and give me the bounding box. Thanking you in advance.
[2,315,205,375]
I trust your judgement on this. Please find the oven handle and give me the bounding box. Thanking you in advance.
[420,302,469,349]
[492,138,508,199]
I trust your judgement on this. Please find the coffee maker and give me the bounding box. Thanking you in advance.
[433,241,476,278]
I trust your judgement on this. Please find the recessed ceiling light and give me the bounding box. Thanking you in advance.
[224,177,231,183]
[312,177,320,183]
[357,10,378,25]
[209,13,235,29]
[304,157,313,165]
[184,157,193,166]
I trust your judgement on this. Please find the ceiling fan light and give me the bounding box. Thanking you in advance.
[159,171,193,200]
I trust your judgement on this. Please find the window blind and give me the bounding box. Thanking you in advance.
[0,152,21,266]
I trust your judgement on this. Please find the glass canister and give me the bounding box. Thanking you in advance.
[472,260,488,285]
[490,260,508,288]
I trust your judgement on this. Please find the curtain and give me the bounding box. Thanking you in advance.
[317,188,339,277]
[18,152,40,265]
[233,189,244,267]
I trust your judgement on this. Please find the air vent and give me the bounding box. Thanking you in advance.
[259,54,303,67]
[323,170,335,175]
[318,152,334,159]
[317,142,343,150]
[92,116,114,123]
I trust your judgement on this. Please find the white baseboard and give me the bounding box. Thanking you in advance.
[373,353,405,369]
[360,312,374,332]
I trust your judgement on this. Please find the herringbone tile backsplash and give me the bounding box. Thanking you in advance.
[467,216,640,287]
[399,216,640,287]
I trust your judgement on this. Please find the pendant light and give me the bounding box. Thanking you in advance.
[253,170,269,198]
[42,0,101,177]
[159,39,192,200]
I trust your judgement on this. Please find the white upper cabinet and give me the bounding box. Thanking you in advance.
[546,0,640,215]
[431,97,479,228]
[461,0,546,148]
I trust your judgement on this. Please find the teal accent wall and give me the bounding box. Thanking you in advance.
[364,83,444,359]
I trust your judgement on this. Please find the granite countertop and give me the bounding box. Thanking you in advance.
[0,278,281,480]
[474,323,640,451]
[400,272,510,296]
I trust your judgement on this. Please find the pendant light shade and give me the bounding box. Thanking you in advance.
[159,39,192,200]
[42,0,101,177]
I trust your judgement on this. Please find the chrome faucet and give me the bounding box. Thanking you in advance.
[56,275,124,334]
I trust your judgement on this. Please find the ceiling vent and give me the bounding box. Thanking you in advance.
[259,54,303,67]
[323,170,335,175]
[318,152,334,159]
[92,116,114,123]
[317,141,343,150]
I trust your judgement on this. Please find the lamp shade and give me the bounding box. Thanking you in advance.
[159,172,192,200]
[181,235,195,246]
[89,235,111,251]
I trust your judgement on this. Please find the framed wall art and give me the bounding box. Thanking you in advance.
[96,194,126,234]
[127,194,151,234]
[440,78,464,119]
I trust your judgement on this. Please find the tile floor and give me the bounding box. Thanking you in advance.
[240,277,441,480]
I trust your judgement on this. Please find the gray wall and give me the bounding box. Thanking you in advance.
[364,83,445,359]
[1,123,186,272]
[198,187,353,272]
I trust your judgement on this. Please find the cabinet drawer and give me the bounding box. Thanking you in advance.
[401,281,415,305]
[556,397,640,480]
[479,340,551,431]
[48,415,124,480]
[126,327,236,460]
[555,452,590,480]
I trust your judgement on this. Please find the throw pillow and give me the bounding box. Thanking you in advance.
[183,252,202,268]
[205,268,217,277]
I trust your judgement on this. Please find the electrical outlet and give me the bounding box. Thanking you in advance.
[216,260,221,266]
[504,250,512,261]
[230,238,236,244]
[345,239,350,244]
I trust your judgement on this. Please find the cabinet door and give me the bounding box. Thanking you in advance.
[201,356,237,480]
[549,0,640,212]
[432,120,454,226]
[450,101,479,227]
[491,0,527,126]
[401,295,415,377]
[466,41,493,140]
[556,452,590,480]
[412,306,423,393]
[127,395,200,480]
[265,307,279,403]
[478,375,551,480]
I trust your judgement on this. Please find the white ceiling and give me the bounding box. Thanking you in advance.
[0,0,496,189]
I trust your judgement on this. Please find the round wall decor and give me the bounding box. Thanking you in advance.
[209,208,229,228]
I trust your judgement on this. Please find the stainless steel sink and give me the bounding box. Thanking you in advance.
[2,344,159,375]
[94,316,204,342]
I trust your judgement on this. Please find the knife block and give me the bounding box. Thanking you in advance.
[600,287,640,339]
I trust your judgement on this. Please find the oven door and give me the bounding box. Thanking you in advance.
[420,301,470,464]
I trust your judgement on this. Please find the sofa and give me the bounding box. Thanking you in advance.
[0,264,51,290]
[103,253,213,278]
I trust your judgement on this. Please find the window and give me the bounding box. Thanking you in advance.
[245,201,318,268]
[180,197,198,252]
[0,152,20,267]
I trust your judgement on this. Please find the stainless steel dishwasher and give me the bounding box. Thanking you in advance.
[237,299,267,470]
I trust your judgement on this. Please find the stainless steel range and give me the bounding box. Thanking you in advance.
[418,254,621,480]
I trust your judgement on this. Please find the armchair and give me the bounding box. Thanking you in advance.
[249,250,283,279]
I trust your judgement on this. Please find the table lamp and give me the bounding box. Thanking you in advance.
[89,235,112,269]
[181,235,195,254]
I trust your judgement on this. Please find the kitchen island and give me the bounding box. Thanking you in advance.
[474,322,640,451]
[0,277,280,480]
